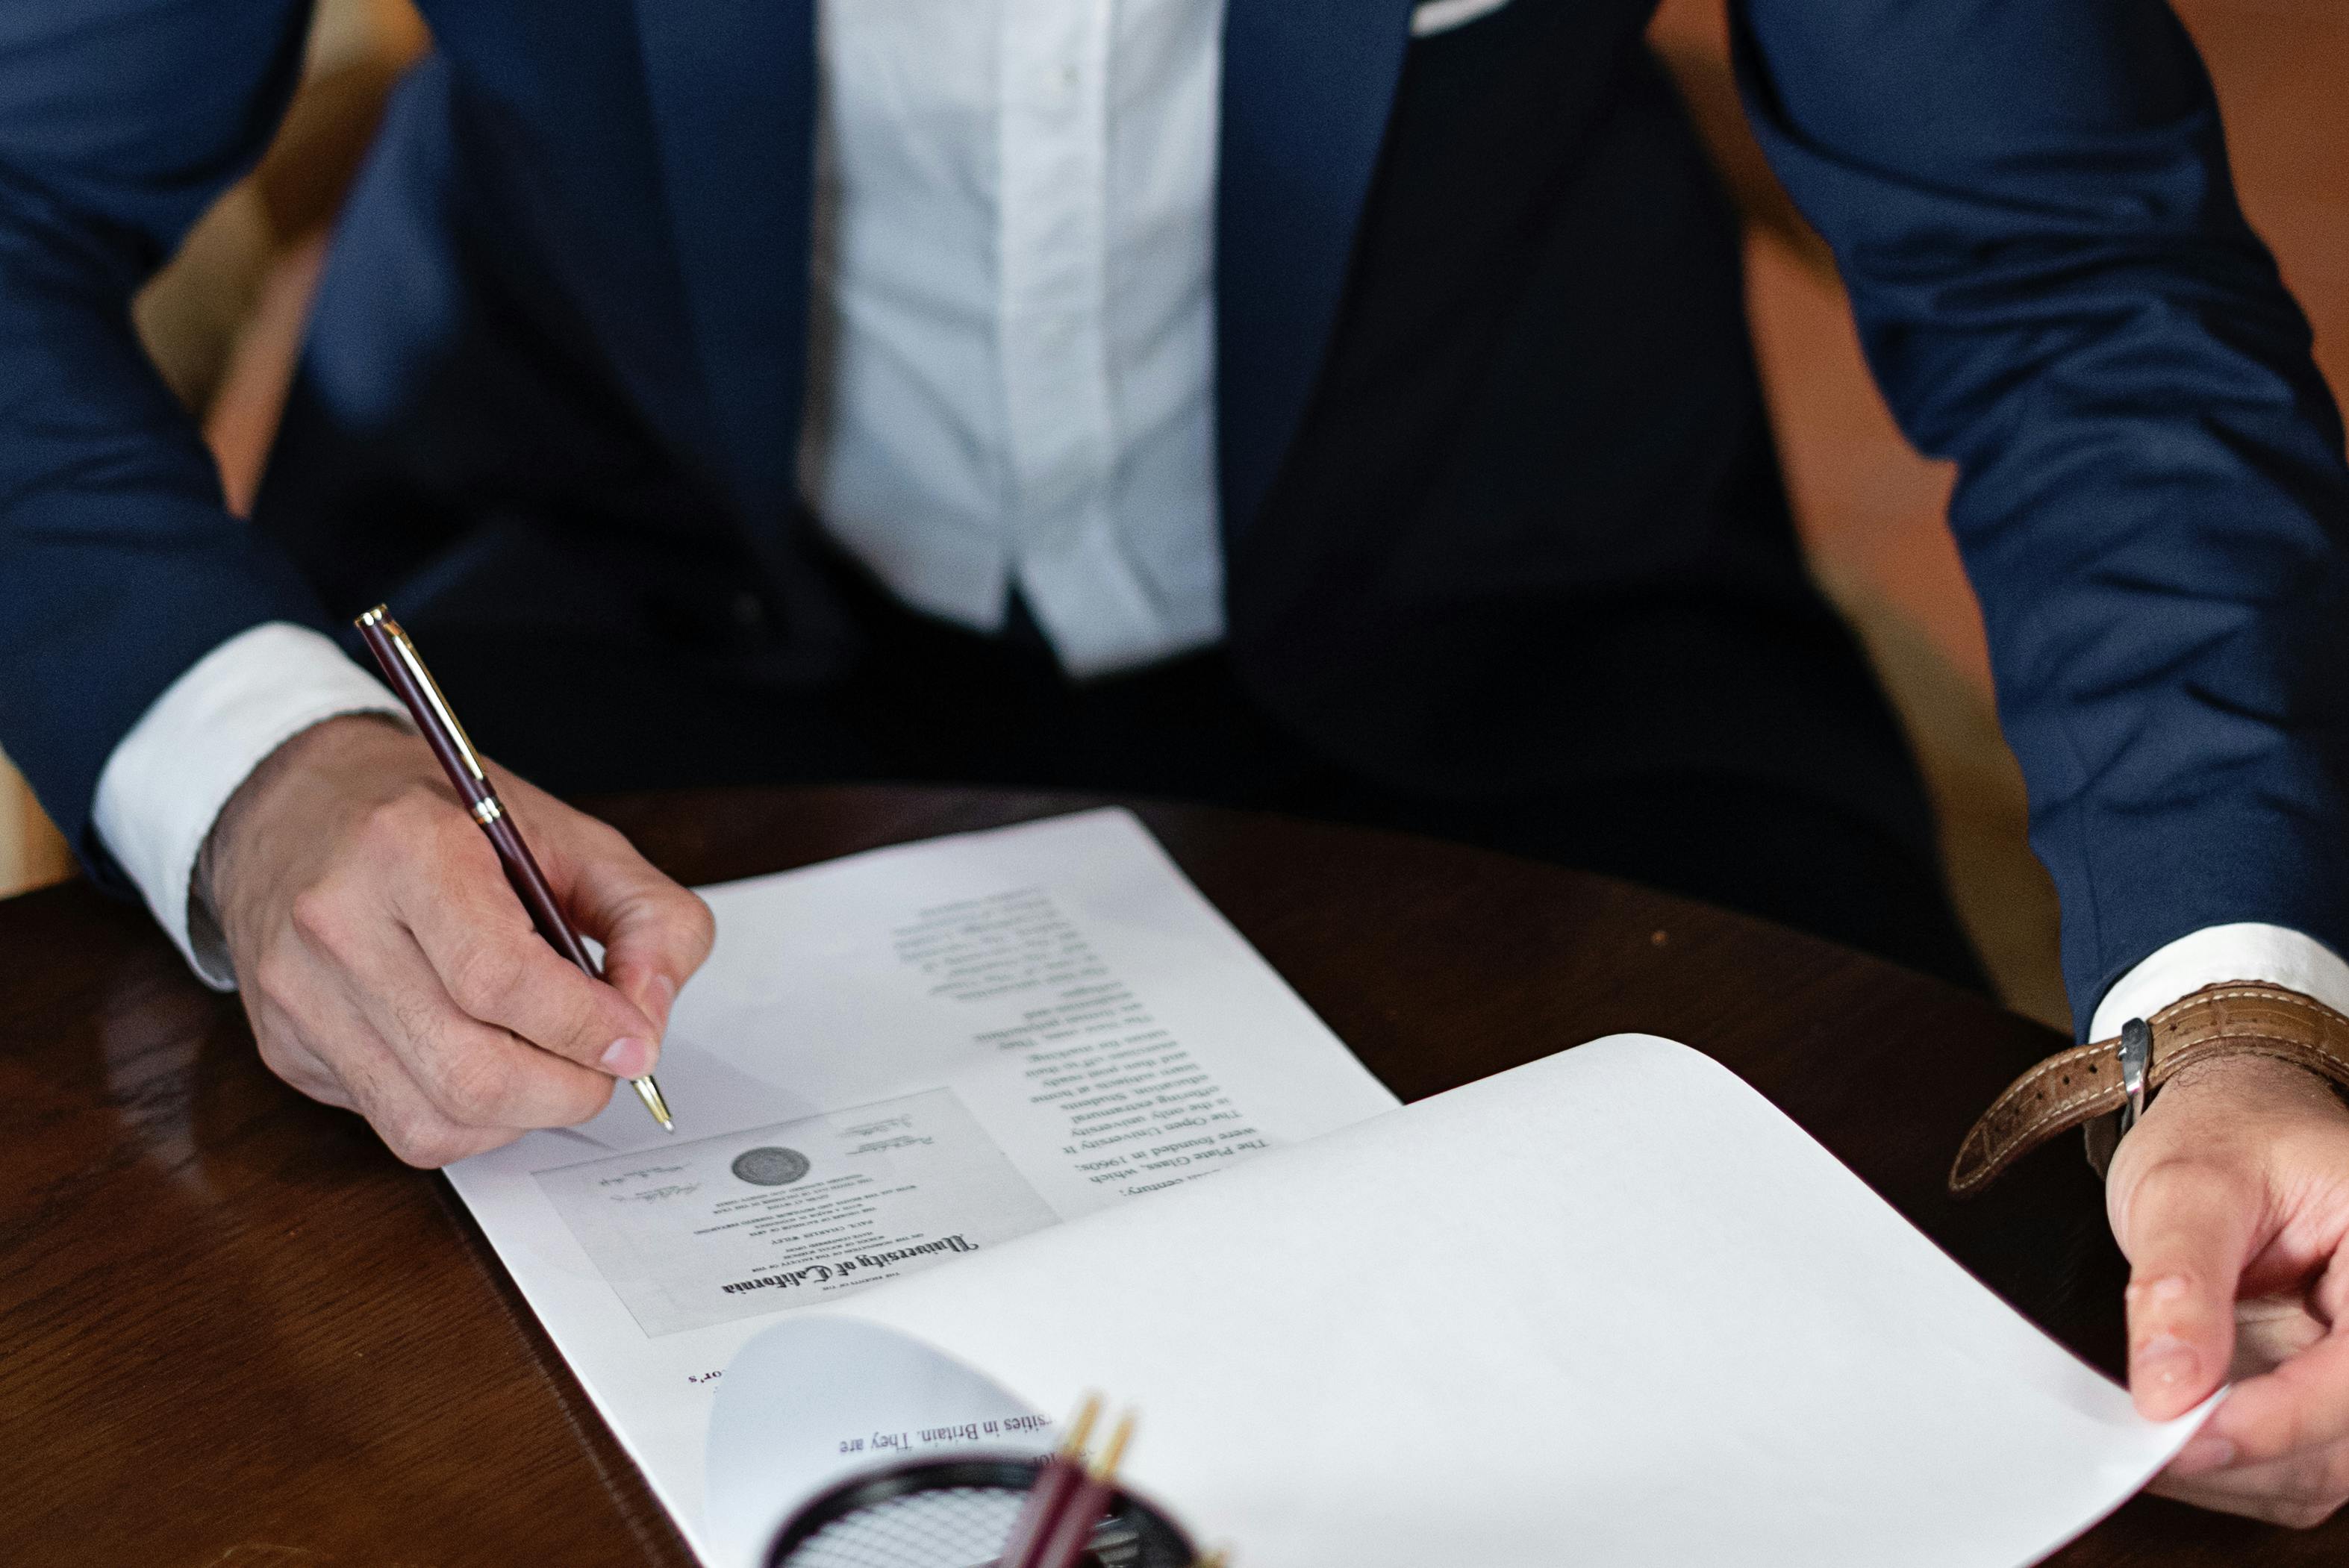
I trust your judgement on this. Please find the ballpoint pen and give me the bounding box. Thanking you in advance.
[355,605,676,1132]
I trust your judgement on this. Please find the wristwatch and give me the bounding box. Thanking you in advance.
[1950,981,2349,1196]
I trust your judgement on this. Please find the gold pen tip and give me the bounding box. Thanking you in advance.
[355,604,389,629]
[634,1075,675,1132]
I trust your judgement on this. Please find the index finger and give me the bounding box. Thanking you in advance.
[393,833,664,1077]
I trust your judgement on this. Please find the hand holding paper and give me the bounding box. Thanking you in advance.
[2109,1052,2349,1524]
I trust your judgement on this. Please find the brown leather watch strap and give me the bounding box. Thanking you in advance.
[1948,982,2349,1196]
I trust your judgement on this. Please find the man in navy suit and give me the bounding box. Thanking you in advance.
[6,0,2349,1522]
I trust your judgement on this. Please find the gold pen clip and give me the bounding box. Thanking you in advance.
[359,605,490,784]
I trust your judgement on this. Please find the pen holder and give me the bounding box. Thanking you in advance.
[764,1454,1197,1568]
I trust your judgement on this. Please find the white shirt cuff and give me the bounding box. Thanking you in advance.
[93,622,406,990]
[2091,922,2349,1041]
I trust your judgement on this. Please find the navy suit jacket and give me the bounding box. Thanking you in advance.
[4,0,2348,1030]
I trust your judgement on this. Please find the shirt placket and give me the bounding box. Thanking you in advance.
[997,0,1159,672]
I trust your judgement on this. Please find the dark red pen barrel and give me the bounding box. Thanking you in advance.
[355,620,496,815]
[356,613,599,981]
[484,810,599,976]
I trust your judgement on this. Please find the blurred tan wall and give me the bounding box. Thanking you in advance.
[0,768,70,895]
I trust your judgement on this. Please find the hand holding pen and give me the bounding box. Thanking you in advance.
[356,607,676,1131]
[195,616,712,1165]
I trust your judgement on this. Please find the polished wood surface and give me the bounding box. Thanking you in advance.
[2,785,2338,1564]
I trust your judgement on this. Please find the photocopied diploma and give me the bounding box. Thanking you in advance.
[442,808,1402,1555]
[533,1088,1058,1337]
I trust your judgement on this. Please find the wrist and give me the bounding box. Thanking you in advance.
[2127,1049,2348,1131]
[2105,987,2349,1166]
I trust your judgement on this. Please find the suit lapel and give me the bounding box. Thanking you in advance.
[1217,0,1417,542]
[629,0,817,529]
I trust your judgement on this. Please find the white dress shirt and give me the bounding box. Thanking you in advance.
[91,0,2349,1039]
[800,0,1226,677]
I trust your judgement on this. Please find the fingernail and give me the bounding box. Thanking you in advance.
[646,973,677,1034]
[602,1037,653,1077]
[2134,1333,2201,1392]
[2127,1274,2193,1308]
[2171,1434,2236,1475]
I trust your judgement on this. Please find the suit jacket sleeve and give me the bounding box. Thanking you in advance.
[0,0,335,878]
[1732,0,2349,1035]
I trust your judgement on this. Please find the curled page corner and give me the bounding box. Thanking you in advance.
[2027,1386,2223,1564]
[703,1301,1052,1565]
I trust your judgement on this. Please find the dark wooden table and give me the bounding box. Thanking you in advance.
[3,785,2339,1565]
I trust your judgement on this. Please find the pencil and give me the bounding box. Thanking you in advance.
[996,1394,1102,1568]
[1029,1409,1134,1568]
[1008,1402,1135,1568]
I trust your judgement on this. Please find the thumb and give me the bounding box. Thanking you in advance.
[2114,1159,2257,1420]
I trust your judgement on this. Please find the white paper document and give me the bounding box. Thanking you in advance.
[446,808,2208,1567]
[444,809,1401,1549]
